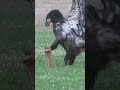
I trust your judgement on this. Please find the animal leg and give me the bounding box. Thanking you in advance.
[50,37,62,50]
[64,53,76,65]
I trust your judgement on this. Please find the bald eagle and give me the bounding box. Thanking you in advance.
[45,0,85,65]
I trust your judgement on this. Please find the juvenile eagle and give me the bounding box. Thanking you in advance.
[45,0,85,65]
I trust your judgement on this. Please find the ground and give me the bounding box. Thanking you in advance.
[0,0,120,90]
[35,26,85,90]
[36,0,120,90]
[35,26,120,90]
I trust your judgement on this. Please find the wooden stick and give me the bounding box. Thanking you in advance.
[45,48,52,66]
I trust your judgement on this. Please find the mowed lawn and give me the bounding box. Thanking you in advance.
[35,26,85,90]
[35,26,120,90]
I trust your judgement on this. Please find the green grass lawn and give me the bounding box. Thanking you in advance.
[35,26,85,90]
[35,26,120,90]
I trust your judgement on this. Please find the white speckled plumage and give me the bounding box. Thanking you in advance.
[55,0,85,48]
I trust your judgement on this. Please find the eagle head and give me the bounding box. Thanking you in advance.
[45,10,64,27]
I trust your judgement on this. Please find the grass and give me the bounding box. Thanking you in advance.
[35,26,120,90]
[0,0,120,89]
[35,26,85,90]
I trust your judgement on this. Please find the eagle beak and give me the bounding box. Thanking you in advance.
[45,18,51,27]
